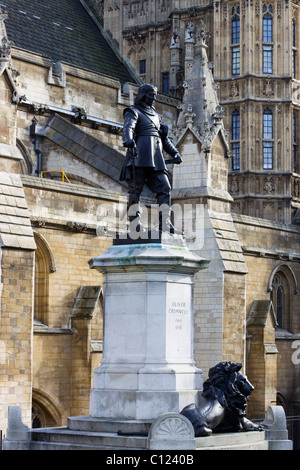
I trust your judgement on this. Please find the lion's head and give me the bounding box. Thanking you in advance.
[202,361,254,413]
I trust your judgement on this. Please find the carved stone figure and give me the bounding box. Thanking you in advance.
[181,361,264,436]
[120,83,182,234]
[185,21,195,42]
[170,26,180,47]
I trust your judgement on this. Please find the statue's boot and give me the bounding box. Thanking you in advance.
[159,209,183,235]
[128,207,148,235]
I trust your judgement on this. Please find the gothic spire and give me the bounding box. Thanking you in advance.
[177,20,230,155]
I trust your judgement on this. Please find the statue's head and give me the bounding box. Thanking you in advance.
[135,84,157,106]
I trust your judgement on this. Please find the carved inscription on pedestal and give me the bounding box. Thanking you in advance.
[166,288,192,359]
[168,301,189,332]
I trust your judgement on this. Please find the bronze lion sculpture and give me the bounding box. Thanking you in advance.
[181,361,264,437]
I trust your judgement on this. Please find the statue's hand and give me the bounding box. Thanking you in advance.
[173,153,182,164]
[123,139,136,149]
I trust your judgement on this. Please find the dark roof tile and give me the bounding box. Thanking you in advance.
[3,0,137,84]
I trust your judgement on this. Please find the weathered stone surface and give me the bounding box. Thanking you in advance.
[0,172,36,250]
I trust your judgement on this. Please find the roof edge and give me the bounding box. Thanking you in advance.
[79,0,142,87]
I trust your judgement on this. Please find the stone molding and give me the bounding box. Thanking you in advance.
[148,413,196,450]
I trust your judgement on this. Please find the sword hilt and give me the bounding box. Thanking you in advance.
[126,142,138,159]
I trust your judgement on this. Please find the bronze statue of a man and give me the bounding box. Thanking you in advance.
[120,83,182,234]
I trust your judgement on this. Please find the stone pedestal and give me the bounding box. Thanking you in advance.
[88,237,209,420]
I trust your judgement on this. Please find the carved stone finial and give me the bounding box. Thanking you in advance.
[148,413,196,450]
[184,104,196,127]
[0,6,20,87]
[170,26,181,48]
[213,105,225,124]
[185,21,195,43]
[195,19,211,47]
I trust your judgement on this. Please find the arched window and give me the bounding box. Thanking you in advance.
[16,139,33,175]
[231,7,240,75]
[268,263,299,331]
[232,109,240,170]
[34,232,56,326]
[271,275,286,328]
[232,9,240,44]
[293,112,297,172]
[292,19,297,79]
[263,5,273,73]
[138,46,147,78]
[162,72,170,94]
[263,108,274,169]
[139,59,146,75]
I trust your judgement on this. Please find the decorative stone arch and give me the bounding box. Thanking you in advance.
[34,231,56,274]
[16,138,33,175]
[137,45,147,56]
[128,46,137,66]
[137,45,147,75]
[267,263,299,295]
[33,231,56,325]
[71,286,104,343]
[90,287,104,343]
[32,389,62,428]
[267,262,298,330]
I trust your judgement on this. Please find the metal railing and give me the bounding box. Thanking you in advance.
[41,170,71,183]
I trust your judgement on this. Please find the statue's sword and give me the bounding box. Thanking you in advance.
[129,143,138,203]
[119,144,138,222]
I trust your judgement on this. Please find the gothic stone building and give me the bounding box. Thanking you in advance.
[102,0,300,443]
[0,0,300,449]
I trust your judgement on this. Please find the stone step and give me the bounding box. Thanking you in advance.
[30,431,269,451]
[30,441,124,451]
[31,427,148,450]
[196,431,268,450]
[30,426,269,451]
[67,416,153,435]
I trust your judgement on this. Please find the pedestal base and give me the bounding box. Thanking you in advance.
[113,230,186,247]
[89,241,209,421]
[90,389,202,420]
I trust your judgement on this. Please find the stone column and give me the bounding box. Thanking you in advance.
[88,239,209,420]
[170,22,182,92]
[184,21,195,82]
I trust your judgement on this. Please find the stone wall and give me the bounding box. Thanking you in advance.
[23,178,113,426]
[0,172,117,433]
[234,213,300,420]
[0,171,36,432]
[0,248,35,430]
[223,272,246,364]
